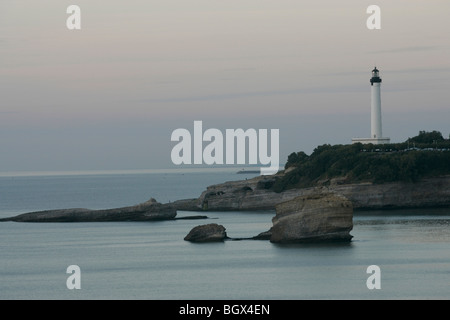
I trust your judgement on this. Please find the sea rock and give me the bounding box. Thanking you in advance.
[184,223,228,242]
[270,192,353,243]
[0,198,177,222]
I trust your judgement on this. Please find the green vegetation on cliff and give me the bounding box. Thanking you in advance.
[272,130,450,193]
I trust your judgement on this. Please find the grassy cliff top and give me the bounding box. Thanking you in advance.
[272,130,450,193]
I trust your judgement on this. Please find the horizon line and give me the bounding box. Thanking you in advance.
[0,166,270,178]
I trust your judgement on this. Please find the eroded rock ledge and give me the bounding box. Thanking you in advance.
[0,198,177,222]
[194,174,450,212]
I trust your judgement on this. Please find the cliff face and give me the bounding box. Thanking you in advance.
[195,174,450,211]
[332,176,450,209]
[271,193,353,243]
[196,174,304,211]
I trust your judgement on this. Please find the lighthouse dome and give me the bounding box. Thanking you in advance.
[370,67,381,84]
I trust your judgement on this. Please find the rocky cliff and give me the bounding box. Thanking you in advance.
[194,173,450,212]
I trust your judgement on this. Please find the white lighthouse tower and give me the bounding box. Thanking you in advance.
[370,67,383,139]
[352,67,390,145]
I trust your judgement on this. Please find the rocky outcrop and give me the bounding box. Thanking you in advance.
[270,193,353,243]
[184,223,228,242]
[3,173,449,223]
[195,174,450,212]
[0,198,177,222]
[196,173,304,211]
[184,193,353,243]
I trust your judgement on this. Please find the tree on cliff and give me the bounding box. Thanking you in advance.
[409,130,444,144]
[285,151,309,169]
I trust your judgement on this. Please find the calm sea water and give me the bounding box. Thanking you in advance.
[0,170,449,300]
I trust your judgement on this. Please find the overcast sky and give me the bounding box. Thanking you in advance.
[1,0,449,172]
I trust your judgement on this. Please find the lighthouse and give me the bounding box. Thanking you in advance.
[370,67,382,139]
[352,67,390,145]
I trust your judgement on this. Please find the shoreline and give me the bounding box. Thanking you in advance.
[1,173,450,222]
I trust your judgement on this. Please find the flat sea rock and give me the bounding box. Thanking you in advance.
[0,198,177,222]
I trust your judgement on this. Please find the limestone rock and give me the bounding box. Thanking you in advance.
[184,223,228,242]
[270,192,353,243]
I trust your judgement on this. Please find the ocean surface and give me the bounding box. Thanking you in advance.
[1,169,449,300]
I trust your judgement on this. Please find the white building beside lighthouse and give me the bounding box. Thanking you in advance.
[352,67,390,145]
